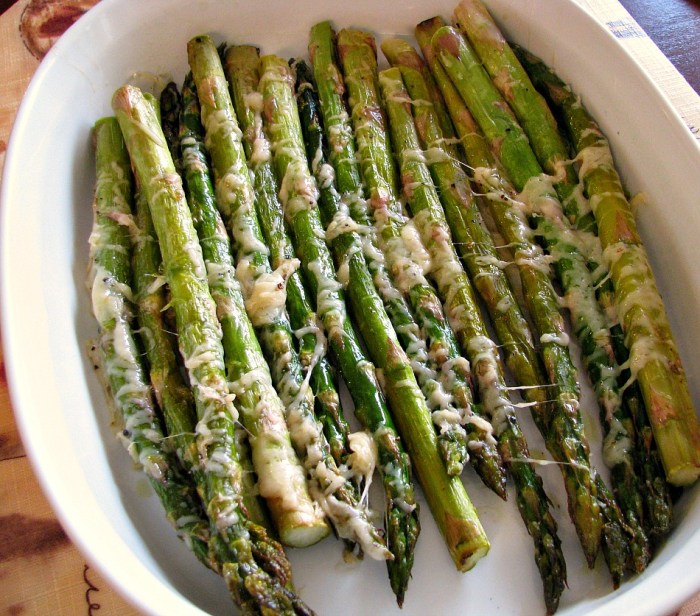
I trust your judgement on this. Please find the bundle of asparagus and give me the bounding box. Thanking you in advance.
[187,40,389,562]
[85,2,700,613]
[423,17,642,580]
[88,117,213,570]
[101,88,316,614]
[376,54,566,612]
[450,0,673,545]
[510,43,683,523]
[429,0,689,555]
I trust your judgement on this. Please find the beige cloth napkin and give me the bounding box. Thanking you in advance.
[576,0,700,141]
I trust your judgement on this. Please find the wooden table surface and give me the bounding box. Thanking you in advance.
[0,0,699,615]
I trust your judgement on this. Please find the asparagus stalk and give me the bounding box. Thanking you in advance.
[442,6,655,568]
[112,85,317,615]
[415,17,515,186]
[378,49,567,613]
[438,12,664,564]
[307,26,490,586]
[88,116,213,567]
[179,70,331,547]
[430,23,640,580]
[380,34,547,442]
[415,16,573,445]
[293,57,496,594]
[221,46,390,561]
[154,88,300,587]
[186,35,330,548]
[334,26,508,498]
[176,79,317,595]
[452,0,621,352]
[508,47,700,485]
[453,0,576,193]
[452,0,595,248]
[380,38,541,396]
[307,24,504,494]
[187,39,300,395]
[131,188,197,473]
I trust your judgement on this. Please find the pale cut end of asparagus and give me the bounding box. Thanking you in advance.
[273,508,333,548]
[655,416,700,486]
[447,516,491,572]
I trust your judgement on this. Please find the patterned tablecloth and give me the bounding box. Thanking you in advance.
[0,0,698,614]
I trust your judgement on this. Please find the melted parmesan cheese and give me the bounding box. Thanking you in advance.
[576,144,614,180]
[317,162,336,190]
[244,258,299,327]
[432,408,464,433]
[518,174,563,222]
[540,332,570,346]
[334,243,362,289]
[203,106,243,144]
[325,207,365,242]
[278,158,319,219]
[465,335,507,442]
[563,179,591,218]
[305,257,347,344]
[602,416,633,468]
[244,91,272,167]
[401,220,431,275]
[229,367,271,396]
[515,254,554,275]
[180,136,208,174]
[346,431,377,489]
[327,116,354,154]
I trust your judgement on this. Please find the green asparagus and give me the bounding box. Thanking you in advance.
[295,57,474,478]
[429,23,639,581]
[305,27,488,481]
[222,45,390,561]
[88,116,213,568]
[335,26,508,497]
[160,81,184,174]
[450,3,660,556]
[305,28,495,577]
[508,45,700,485]
[506,39,671,548]
[112,85,316,615]
[221,47,350,470]
[449,4,656,570]
[294,53,493,593]
[142,77,279,528]
[378,48,567,612]
[186,35,331,549]
[131,179,198,480]
[256,52,429,603]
